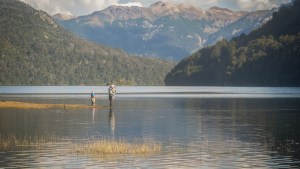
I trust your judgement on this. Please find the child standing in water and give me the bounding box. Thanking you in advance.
[91,90,96,106]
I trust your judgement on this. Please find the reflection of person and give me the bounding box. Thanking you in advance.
[109,108,115,137]
[91,90,96,106]
[92,108,96,125]
[108,84,116,107]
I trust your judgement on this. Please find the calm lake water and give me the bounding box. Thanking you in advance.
[1,86,300,168]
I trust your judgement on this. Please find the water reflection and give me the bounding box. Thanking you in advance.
[183,98,300,160]
[1,97,300,168]
[90,107,116,138]
[109,108,115,138]
[92,108,96,125]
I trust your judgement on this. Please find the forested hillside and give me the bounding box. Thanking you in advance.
[165,0,300,86]
[0,0,175,85]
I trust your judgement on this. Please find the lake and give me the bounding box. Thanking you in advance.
[1,86,300,168]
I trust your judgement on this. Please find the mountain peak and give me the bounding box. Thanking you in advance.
[207,6,246,19]
[149,1,204,17]
[150,1,200,10]
[209,6,234,13]
[150,1,172,7]
[150,1,177,12]
[93,4,149,22]
[52,13,76,20]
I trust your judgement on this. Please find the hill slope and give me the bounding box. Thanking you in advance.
[165,0,300,86]
[55,1,274,60]
[0,0,175,85]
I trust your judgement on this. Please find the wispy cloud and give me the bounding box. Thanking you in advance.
[21,0,143,16]
[178,0,292,11]
[20,0,292,16]
[231,0,292,11]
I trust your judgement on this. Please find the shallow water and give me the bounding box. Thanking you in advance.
[0,86,300,168]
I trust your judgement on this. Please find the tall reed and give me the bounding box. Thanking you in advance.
[0,134,56,151]
[75,138,161,155]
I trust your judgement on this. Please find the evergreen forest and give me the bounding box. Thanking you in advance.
[165,0,300,86]
[0,0,175,86]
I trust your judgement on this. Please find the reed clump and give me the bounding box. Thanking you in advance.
[75,138,161,155]
[0,135,161,157]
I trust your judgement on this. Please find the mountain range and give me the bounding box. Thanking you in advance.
[55,1,277,60]
[0,0,175,85]
[165,0,300,86]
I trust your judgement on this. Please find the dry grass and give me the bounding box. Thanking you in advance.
[0,134,60,151]
[0,101,104,109]
[0,135,161,157]
[75,138,161,156]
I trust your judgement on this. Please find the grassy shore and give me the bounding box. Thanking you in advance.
[0,101,104,109]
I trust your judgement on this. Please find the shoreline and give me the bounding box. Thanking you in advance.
[0,101,106,109]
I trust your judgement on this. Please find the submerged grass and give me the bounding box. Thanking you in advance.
[0,134,65,151]
[1,134,50,151]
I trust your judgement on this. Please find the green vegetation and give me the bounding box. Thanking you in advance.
[166,0,300,86]
[0,0,175,85]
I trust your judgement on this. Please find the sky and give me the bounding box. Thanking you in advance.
[20,0,292,16]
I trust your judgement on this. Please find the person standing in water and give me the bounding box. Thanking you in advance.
[108,84,116,107]
[91,90,96,106]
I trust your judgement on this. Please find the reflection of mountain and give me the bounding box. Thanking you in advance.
[55,1,275,60]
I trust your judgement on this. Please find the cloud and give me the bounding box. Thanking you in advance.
[231,0,292,11]
[147,0,290,11]
[20,0,292,16]
[220,0,292,11]
[173,0,219,9]
[119,2,143,7]
[20,0,143,16]
[180,0,291,11]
